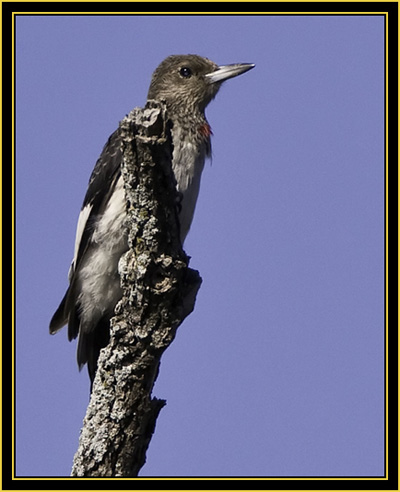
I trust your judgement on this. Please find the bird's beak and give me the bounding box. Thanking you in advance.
[205,63,255,84]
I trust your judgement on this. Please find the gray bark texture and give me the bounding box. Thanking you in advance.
[70,101,202,477]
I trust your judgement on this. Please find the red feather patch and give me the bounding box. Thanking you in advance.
[198,123,213,138]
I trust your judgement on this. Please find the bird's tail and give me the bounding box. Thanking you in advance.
[77,317,111,392]
[49,291,68,334]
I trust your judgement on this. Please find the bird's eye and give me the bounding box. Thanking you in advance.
[179,67,192,78]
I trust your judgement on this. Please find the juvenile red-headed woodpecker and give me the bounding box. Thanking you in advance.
[50,54,255,385]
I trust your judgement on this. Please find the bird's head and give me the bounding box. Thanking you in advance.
[147,54,255,118]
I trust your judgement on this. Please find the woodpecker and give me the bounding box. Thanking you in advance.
[50,54,255,385]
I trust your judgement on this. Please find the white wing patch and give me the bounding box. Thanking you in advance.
[68,203,93,281]
[75,176,128,329]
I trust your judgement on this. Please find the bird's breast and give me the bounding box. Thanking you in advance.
[171,124,210,242]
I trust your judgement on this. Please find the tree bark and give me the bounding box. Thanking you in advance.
[70,101,202,477]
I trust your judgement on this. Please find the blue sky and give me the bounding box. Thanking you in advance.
[16,14,385,477]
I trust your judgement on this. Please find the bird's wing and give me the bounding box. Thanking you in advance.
[49,128,123,336]
[72,128,123,273]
